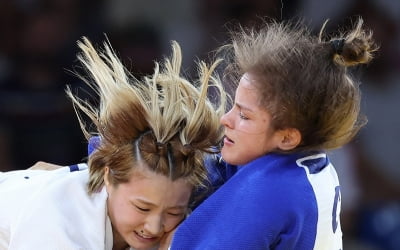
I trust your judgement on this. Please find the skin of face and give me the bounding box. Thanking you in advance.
[104,166,192,250]
[220,72,284,166]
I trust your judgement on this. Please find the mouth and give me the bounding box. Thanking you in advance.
[134,230,158,242]
[223,135,234,145]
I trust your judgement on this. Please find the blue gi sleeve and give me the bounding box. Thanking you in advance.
[190,154,238,210]
[88,136,101,156]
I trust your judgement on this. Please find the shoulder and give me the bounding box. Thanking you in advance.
[4,164,108,249]
[228,153,326,215]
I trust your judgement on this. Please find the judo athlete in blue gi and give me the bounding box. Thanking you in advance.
[168,18,377,250]
[0,37,227,250]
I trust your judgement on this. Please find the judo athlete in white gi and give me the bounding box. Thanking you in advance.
[0,37,226,250]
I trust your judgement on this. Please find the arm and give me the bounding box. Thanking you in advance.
[190,154,238,209]
[204,154,238,188]
[28,161,63,170]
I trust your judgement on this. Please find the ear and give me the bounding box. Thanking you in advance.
[276,128,301,151]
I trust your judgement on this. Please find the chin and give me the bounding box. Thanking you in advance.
[131,243,158,250]
[221,151,236,165]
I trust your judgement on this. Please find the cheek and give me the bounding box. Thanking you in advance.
[235,124,263,143]
[163,215,185,232]
[108,194,138,228]
[243,131,270,153]
[232,121,251,136]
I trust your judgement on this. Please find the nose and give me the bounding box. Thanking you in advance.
[143,214,164,236]
[220,108,233,129]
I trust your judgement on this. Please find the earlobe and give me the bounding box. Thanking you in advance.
[278,128,301,151]
[104,167,110,187]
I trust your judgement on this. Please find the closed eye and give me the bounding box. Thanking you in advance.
[168,212,183,217]
[135,205,150,212]
[239,111,249,120]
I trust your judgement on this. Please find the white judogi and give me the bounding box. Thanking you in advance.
[0,165,113,250]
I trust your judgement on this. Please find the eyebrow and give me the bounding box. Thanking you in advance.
[134,198,187,210]
[235,103,255,113]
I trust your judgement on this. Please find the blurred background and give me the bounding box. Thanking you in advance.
[0,0,399,249]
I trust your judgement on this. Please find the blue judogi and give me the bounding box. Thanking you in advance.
[171,152,343,250]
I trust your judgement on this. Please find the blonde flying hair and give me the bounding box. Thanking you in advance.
[66,37,226,194]
[225,17,377,152]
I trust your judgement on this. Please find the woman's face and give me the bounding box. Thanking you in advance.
[105,166,192,250]
[220,72,283,166]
